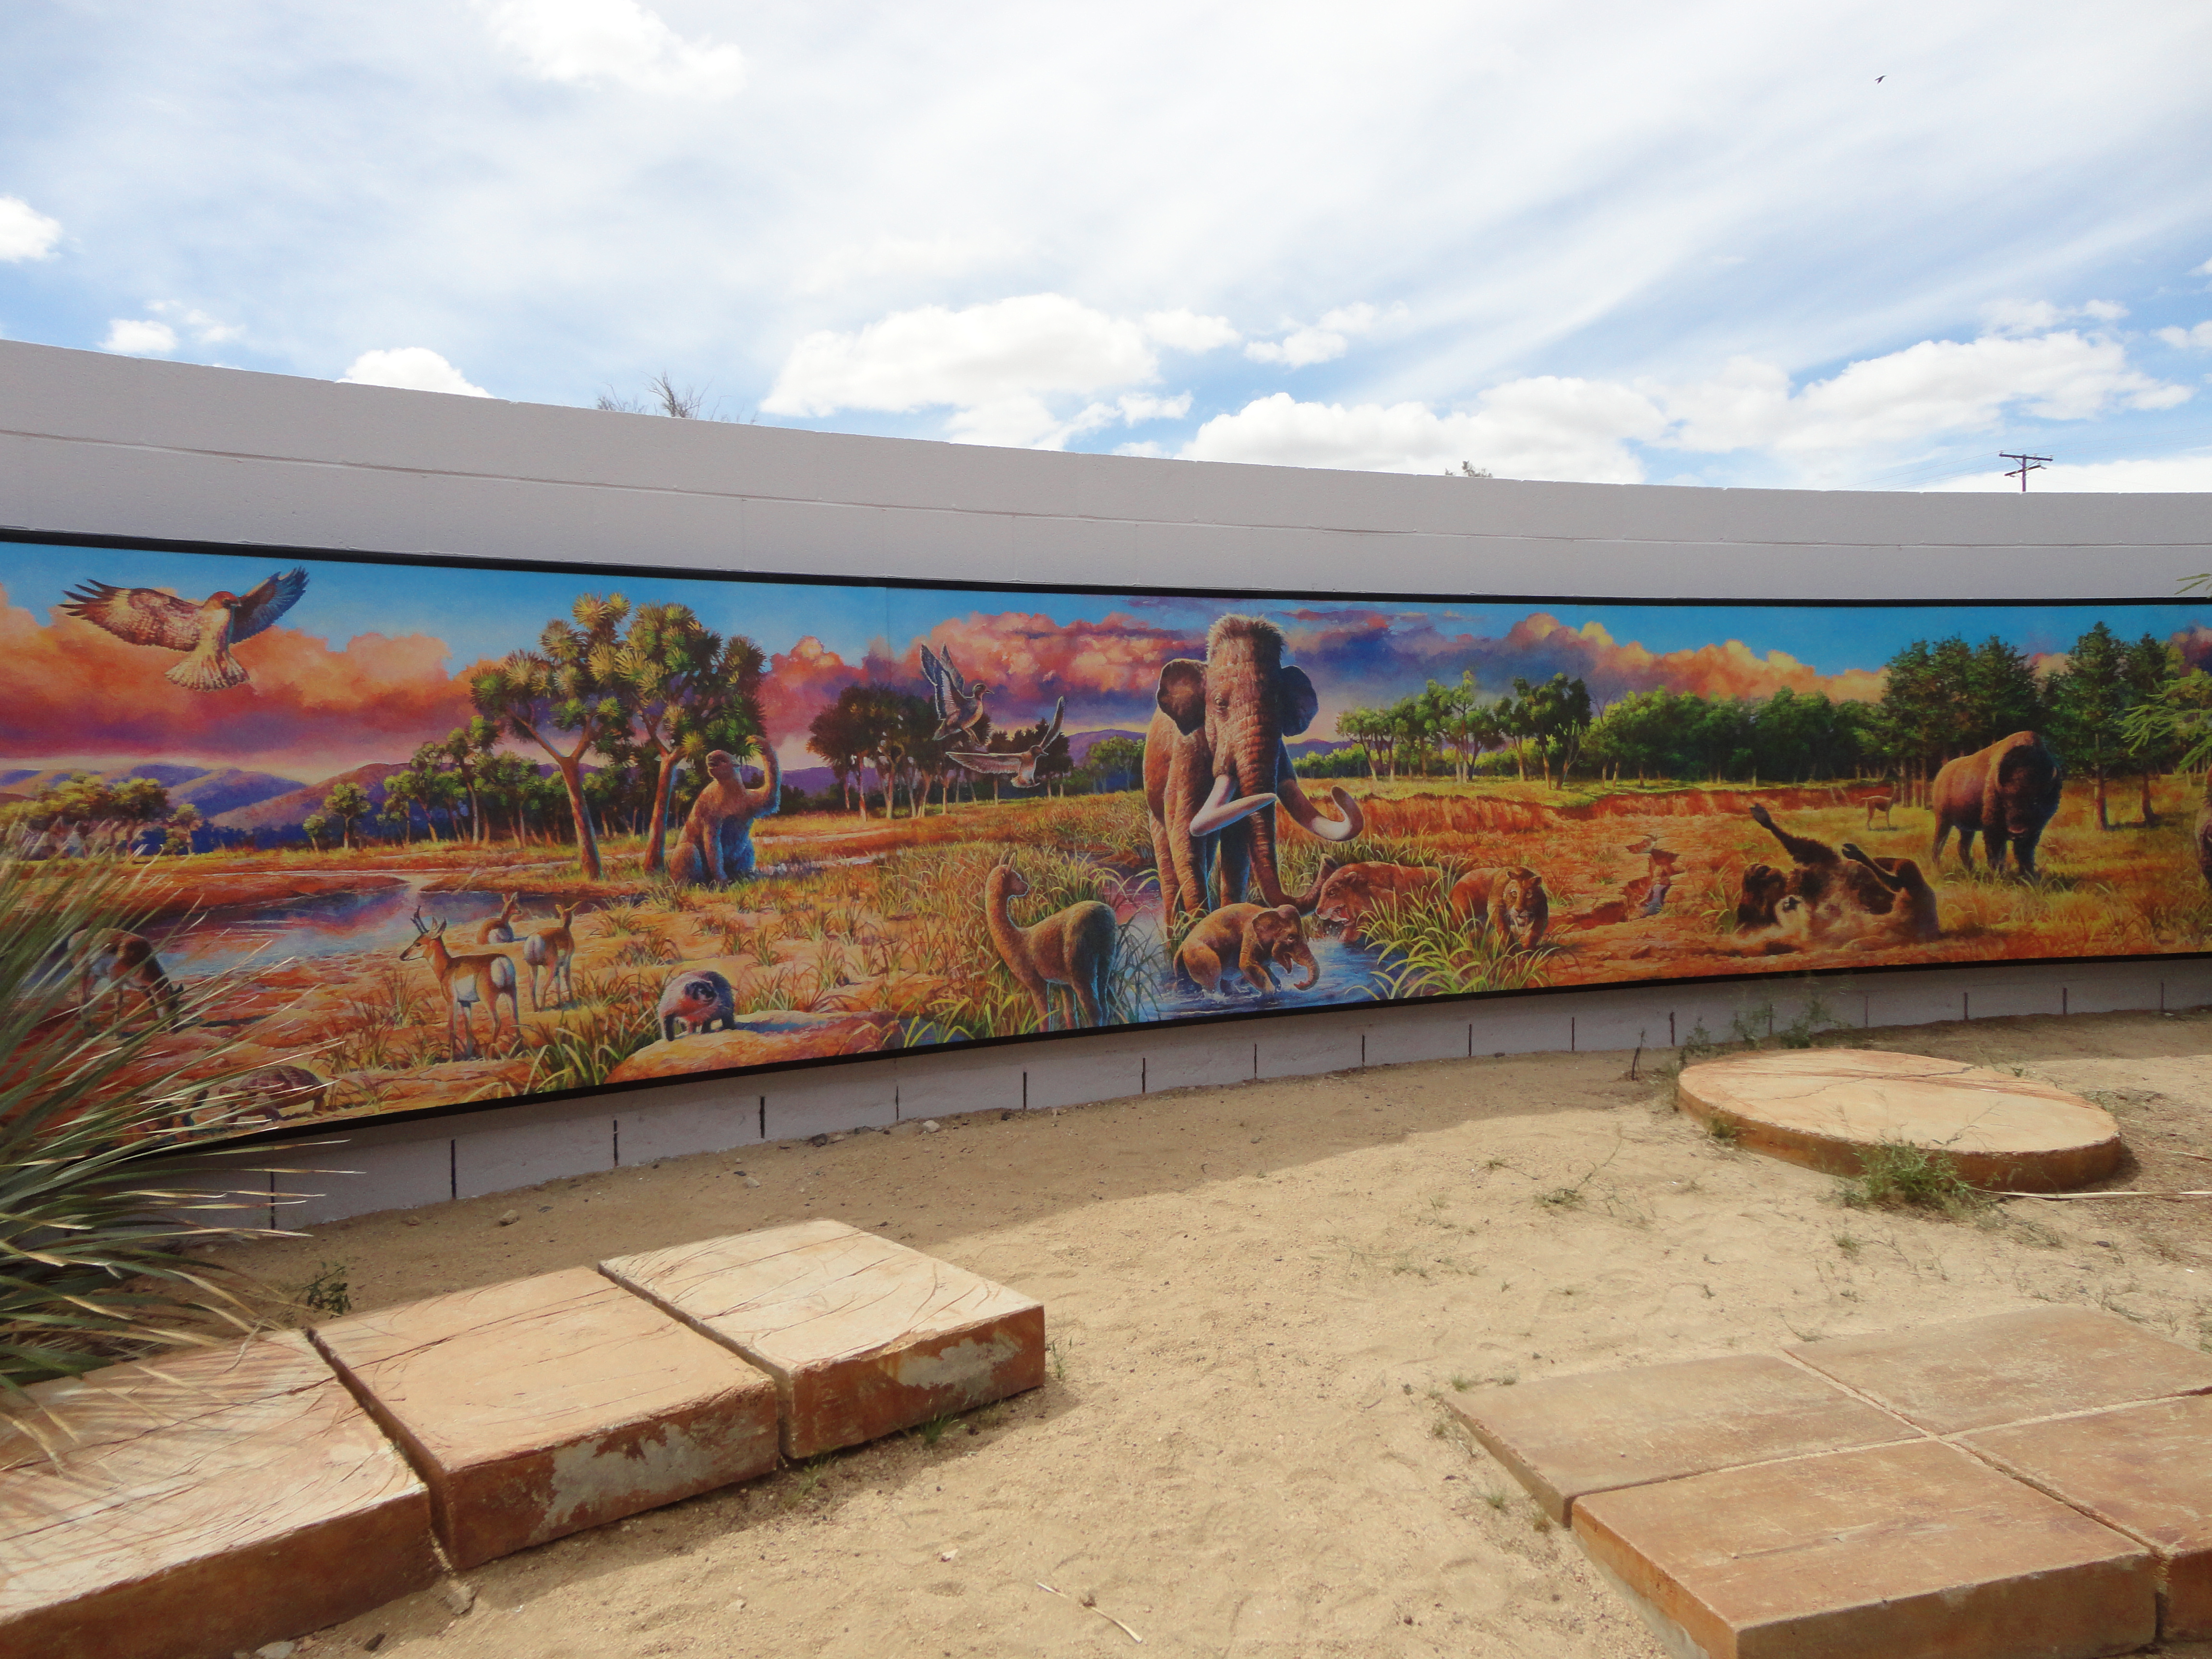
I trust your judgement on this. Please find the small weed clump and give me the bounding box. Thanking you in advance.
[1838,1141,1988,1218]
[293,1261,352,1318]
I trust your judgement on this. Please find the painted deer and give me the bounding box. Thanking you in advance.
[402,908,519,1058]
[1863,792,1894,830]
[522,902,578,1011]
[68,927,179,1028]
[473,892,523,945]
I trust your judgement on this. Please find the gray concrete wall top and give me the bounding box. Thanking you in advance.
[2,340,2204,602]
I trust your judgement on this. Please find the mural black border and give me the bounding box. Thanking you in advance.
[5,522,2205,1153]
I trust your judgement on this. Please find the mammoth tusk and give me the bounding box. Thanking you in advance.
[1190,774,1279,837]
[1287,783,1363,843]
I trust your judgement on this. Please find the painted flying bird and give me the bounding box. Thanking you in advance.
[920,642,988,740]
[60,567,309,691]
[947,697,1064,789]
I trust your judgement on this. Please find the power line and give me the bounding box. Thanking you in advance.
[1999,452,2051,492]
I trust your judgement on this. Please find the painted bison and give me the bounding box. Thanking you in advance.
[1931,731,2063,877]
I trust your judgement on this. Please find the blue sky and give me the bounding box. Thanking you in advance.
[1,3,2209,492]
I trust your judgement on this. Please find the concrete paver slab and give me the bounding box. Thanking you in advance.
[602,1219,1045,1458]
[1447,1353,1917,1522]
[1966,1393,2212,1642]
[313,1265,780,1569]
[0,1333,436,1659]
[1676,1049,2123,1191]
[1785,1305,2212,1435]
[1574,1438,2156,1659]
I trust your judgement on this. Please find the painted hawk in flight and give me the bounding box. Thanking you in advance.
[60,567,308,691]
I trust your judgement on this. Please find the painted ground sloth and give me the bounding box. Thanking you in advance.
[1735,803,1897,930]
[1174,902,1320,996]
[1145,615,1363,918]
[1931,731,2063,877]
[669,746,781,887]
[1448,866,1551,948]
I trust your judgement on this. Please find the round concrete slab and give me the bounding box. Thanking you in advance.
[1676,1049,2123,1191]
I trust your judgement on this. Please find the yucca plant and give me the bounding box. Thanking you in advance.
[0,853,305,1405]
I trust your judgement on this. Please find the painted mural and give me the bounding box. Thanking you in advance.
[5,534,2211,1141]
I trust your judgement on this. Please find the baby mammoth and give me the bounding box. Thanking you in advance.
[1175,902,1320,996]
[1448,865,1551,948]
[658,968,737,1041]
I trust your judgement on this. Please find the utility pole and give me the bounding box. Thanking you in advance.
[2000,452,2051,492]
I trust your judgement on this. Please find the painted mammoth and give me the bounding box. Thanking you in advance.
[1931,731,2062,877]
[1145,615,1363,918]
[1174,902,1320,996]
[669,747,781,887]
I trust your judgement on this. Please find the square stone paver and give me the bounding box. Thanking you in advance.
[0,1333,436,1659]
[312,1265,780,1569]
[1574,1438,2156,1659]
[1447,1353,1918,1522]
[1966,1393,2212,1642]
[1785,1306,2212,1434]
[602,1220,1046,1458]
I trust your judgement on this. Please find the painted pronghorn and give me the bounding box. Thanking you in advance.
[1863,791,1895,830]
[523,902,578,1011]
[68,927,180,1028]
[473,892,523,946]
[401,908,519,1059]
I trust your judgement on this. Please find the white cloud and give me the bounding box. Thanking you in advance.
[946,389,1193,452]
[0,196,61,262]
[1662,330,2188,453]
[148,301,243,344]
[1243,301,1381,369]
[1181,380,1666,482]
[340,347,492,397]
[101,318,178,355]
[2195,258,2212,279]
[1142,310,1239,352]
[794,232,1026,296]
[478,0,745,96]
[763,293,1160,419]
[1924,452,2212,492]
[2159,322,2212,349]
[1982,297,2126,335]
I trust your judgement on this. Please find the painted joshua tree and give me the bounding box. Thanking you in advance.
[1145,616,1363,918]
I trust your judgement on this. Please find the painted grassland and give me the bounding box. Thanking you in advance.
[71,773,2212,1139]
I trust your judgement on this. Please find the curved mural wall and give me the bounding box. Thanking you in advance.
[5,529,2209,1141]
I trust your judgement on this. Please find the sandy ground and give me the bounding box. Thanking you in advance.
[209,1009,2212,1659]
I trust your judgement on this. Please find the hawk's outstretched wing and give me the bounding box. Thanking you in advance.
[60,582,203,651]
[944,750,1024,776]
[232,567,308,640]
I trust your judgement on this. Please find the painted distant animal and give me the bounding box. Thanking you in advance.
[1863,792,1895,830]
[1174,902,1320,996]
[1840,842,1942,942]
[1312,862,1443,946]
[67,927,179,1027]
[658,969,737,1041]
[473,892,523,946]
[1145,616,1363,918]
[60,567,308,691]
[181,1063,330,1130]
[522,902,578,1010]
[948,698,1066,790]
[401,909,519,1060]
[669,747,781,887]
[1447,866,1552,948]
[984,863,1118,1030]
[1931,731,2063,877]
[920,643,988,741]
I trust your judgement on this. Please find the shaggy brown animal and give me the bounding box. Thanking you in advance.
[985,864,1118,1029]
[669,747,781,887]
[1310,862,1443,946]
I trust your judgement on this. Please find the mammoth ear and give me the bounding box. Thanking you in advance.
[1276,665,1320,736]
[1156,659,1207,733]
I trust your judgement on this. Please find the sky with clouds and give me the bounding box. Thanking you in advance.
[2,1,2210,491]
[7,542,2209,779]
